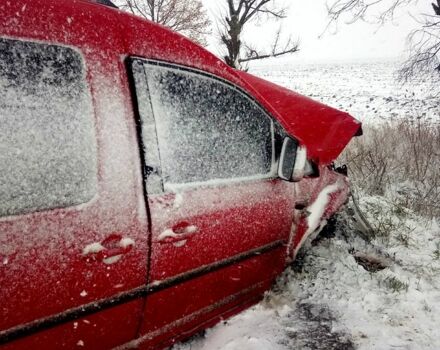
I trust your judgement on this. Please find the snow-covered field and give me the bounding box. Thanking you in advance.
[173,61,440,350]
[251,59,439,124]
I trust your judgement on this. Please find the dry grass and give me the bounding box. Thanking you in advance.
[340,119,440,218]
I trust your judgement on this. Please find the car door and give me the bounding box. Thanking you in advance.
[0,35,148,349]
[128,59,297,347]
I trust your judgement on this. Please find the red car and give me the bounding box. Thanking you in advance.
[0,0,361,349]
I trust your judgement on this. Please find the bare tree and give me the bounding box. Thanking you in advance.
[326,0,440,83]
[118,0,211,46]
[399,2,440,81]
[219,0,299,69]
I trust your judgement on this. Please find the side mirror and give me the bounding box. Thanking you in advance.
[278,138,309,182]
[278,137,298,181]
[292,146,307,182]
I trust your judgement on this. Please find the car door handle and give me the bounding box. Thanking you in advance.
[172,221,198,234]
[156,222,199,244]
[82,234,135,264]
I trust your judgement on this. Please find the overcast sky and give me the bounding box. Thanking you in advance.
[202,1,433,63]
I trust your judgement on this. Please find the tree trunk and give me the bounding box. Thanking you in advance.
[223,14,242,69]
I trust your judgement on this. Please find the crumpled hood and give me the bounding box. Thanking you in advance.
[236,70,362,165]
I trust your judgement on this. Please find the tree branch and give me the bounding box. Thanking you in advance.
[326,0,440,82]
[239,34,299,63]
[118,0,211,45]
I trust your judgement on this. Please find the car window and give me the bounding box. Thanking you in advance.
[0,38,97,217]
[132,61,274,189]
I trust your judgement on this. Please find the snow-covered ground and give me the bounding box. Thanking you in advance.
[173,61,440,350]
[250,59,439,124]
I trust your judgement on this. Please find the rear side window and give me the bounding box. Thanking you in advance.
[0,38,97,217]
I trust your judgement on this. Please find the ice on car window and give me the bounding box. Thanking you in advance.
[145,66,273,186]
[0,38,97,217]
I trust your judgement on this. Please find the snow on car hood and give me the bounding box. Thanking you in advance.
[236,71,362,165]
